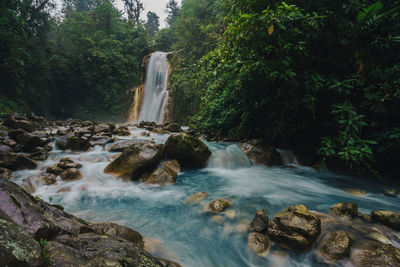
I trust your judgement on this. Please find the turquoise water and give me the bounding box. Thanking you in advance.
[13,131,400,267]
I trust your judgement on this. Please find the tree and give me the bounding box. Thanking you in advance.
[166,0,179,26]
[124,0,143,24]
[145,11,159,36]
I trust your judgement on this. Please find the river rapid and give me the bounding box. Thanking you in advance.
[12,126,400,267]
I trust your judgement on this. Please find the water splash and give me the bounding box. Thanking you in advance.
[206,143,252,170]
[138,52,169,123]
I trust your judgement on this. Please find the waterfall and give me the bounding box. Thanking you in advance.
[138,52,169,123]
[207,143,252,169]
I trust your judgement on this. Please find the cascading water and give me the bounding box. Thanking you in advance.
[138,52,169,123]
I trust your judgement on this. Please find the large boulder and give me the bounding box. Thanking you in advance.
[267,204,321,251]
[350,242,400,267]
[165,133,211,168]
[104,141,164,180]
[90,222,144,248]
[0,153,38,170]
[249,209,269,234]
[144,160,180,185]
[240,139,282,166]
[0,209,43,266]
[3,116,35,132]
[107,140,146,152]
[16,132,42,152]
[44,233,163,267]
[329,202,358,218]
[315,231,351,263]
[0,179,92,240]
[371,210,400,231]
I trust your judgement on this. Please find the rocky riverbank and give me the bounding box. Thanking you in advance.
[1,113,400,266]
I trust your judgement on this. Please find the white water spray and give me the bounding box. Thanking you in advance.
[138,52,169,123]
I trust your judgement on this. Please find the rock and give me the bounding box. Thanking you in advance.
[267,204,321,251]
[94,123,113,135]
[66,136,90,150]
[315,231,351,263]
[165,133,211,168]
[342,188,366,197]
[151,127,168,134]
[44,233,163,267]
[89,135,113,147]
[184,192,208,204]
[0,153,38,170]
[329,202,358,218]
[3,116,34,132]
[0,209,43,266]
[0,167,13,179]
[163,123,181,132]
[350,242,400,267]
[248,232,270,255]
[0,144,13,153]
[206,199,232,213]
[60,168,82,181]
[240,139,282,166]
[113,124,130,136]
[144,160,180,185]
[104,141,164,180]
[30,147,49,161]
[55,135,68,150]
[371,210,400,231]
[46,165,63,175]
[57,160,82,170]
[57,186,71,193]
[16,132,42,151]
[384,188,398,197]
[0,179,92,240]
[249,209,269,234]
[7,128,27,140]
[40,173,57,185]
[90,222,144,248]
[107,140,146,152]
[3,138,17,147]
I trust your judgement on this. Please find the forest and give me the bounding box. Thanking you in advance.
[1,0,400,176]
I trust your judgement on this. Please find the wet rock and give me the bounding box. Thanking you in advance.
[45,233,163,267]
[55,135,68,150]
[46,165,63,175]
[249,209,269,234]
[384,188,398,197]
[329,202,358,218]
[113,124,130,136]
[248,232,270,255]
[57,186,71,193]
[144,160,180,185]
[94,123,113,135]
[139,121,156,129]
[40,173,57,185]
[0,179,92,240]
[371,210,400,231]
[350,242,400,267]
[57,160,82,170]
[107,140,147,152]
[206,199,232,213]
[240,139,282,166]
[359,213,374,223]
[0,144,13,153]
[184,192,208,204]
[342,188,366,197]
[267,204,321,251]
[8,128,27,140]
[66,135,90,151]
[165,133,211,168]
[163,123,181,132]
[89,135,113,147]
[90,222,144,248]
[315,231,351,263]
[151,127,168,134]
[104,141,164,180]
[16,132,42,151]
[0,209,43,266]
[4,138,17,147]
[0,167,13,179]
[60,168,83,181]
[30,147,49,161]
[0,153,38,170]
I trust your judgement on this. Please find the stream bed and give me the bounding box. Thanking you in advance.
[12,127,400,267]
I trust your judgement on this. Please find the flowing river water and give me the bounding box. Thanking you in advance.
[11,127,400,267]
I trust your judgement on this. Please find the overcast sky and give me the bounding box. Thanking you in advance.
[115,0,182,28]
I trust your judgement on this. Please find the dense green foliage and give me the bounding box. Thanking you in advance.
[1,0,148,120]
[161,0,400,175]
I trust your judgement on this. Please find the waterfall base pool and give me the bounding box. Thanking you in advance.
[13,129,400,267]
